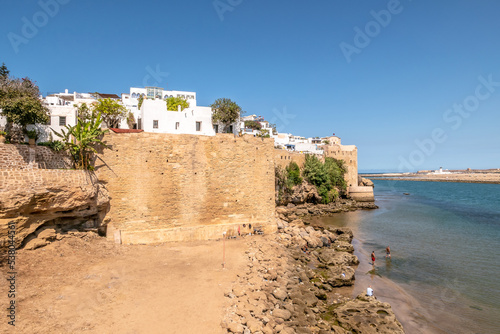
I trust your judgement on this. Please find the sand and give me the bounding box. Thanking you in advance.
[1,235,248,334]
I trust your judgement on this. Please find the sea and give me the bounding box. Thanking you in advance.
[310,179,500,334]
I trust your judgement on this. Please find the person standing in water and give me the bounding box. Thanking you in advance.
[385,246,391,259]
[371,251,376,265]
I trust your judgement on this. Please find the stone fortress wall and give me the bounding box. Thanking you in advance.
[95,133,277,244]
[0,143,73,170]
[275,135,374,202]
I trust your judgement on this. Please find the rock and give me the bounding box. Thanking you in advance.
[24,238,48,250]
[332,240,354,253]
[0,173,110,250]
[272,308,292,320]
[290,183,322,205]
[272,288,288,301]
[233,287,246,298]
[227,322,245,333]
[36,227,57,241]
[358,177,374,187]
[246,318,263,332]
[334,294,404,333]
[317,249,359,266]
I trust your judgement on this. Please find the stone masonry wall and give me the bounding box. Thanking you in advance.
[274,149,306,169]
[324,145,358,188]
[0,143,73,170]
[95,132,276,244]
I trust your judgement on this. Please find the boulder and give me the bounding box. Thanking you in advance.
[272,308,292,321]
[332,240,354,253]
[334,294,404,333]
[272,288,288,301]
[227,322,245,334]
[317,249,359,266]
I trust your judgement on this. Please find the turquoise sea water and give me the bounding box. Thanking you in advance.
[317,180,500,333]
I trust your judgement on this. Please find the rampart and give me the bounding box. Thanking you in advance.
[95,133,276,244]
[0,143,73,170]
[274,149,306,168]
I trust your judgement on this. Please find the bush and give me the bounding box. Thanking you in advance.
[37,140,65,152]
[303,155,347,204]
[244,120,261,130]
[286,161,303,187]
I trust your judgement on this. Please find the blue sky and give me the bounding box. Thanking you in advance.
[1,0,499,171]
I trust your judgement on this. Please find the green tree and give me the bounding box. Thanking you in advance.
[302,155,347,203]
[324,157,347,190]
[256,129,270,138]
[0,63,9,79]
[244,120,262,130]
[0,76,49,137]
[53,113,108,170]
[210,98,242,132]
[286,161,303,187]
[76,102,95,122]
[93,98,127,128]
[166,96,189,111]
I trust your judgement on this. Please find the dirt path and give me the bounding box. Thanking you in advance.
[1,235,248,334]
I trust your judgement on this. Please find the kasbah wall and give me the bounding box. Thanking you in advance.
[275,136,374,202]
[95,132,277,244]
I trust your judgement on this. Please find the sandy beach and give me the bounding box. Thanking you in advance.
[1,234,248,334]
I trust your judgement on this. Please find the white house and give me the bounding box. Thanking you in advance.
[140,99,215,136]
[121,87,198,130]
[239,115,276,137]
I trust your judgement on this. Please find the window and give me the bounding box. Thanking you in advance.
[213,124,218,133]
[175,122,180,130]
[153,120,158,129]
[196,121,201,131]
[59,116,66,126]
[226,125,233,133]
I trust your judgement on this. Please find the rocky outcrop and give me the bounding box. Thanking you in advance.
[334,294,404,333]
[276,201,378,223]
[289,183,322,205]
[0,171,110,250]
[358,176,374,187]
[222,220,405,333]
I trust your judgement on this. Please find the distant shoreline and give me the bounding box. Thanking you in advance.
[361,171,500,185]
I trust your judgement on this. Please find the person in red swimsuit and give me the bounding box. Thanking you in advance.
[371,251,376,265]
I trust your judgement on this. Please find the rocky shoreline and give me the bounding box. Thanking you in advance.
[221,204,404,334]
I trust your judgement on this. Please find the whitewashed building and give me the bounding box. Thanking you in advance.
[140,99,215,136]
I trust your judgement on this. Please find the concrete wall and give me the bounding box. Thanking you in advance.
[349,186,375,202]
[95,132,276,244]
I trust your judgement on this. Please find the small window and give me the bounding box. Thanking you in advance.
[175,122,180,130]
[196,121,201,131]
[213,124,218,133]
[153,120,158,129]
[59,116,66,126]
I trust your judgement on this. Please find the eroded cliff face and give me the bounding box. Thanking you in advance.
[0,170,110,250]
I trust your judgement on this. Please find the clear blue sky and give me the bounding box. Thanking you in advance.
[2,0,499,171]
